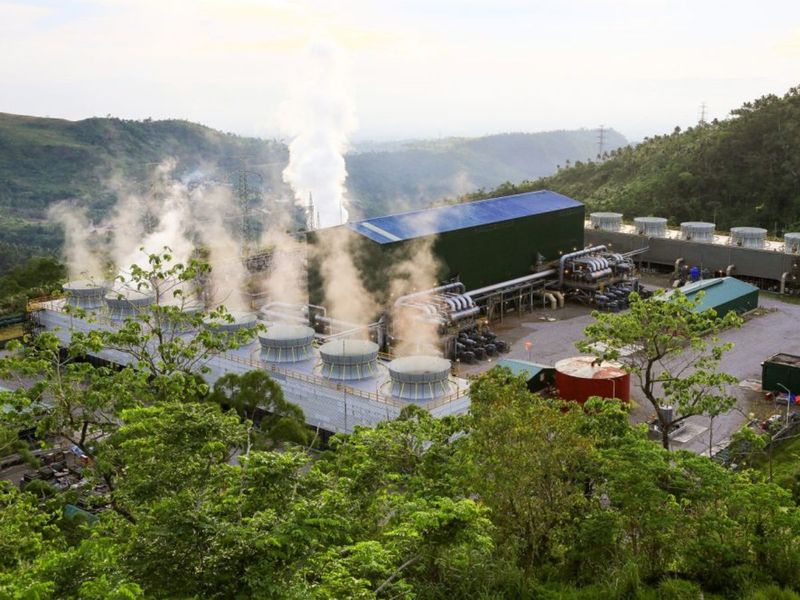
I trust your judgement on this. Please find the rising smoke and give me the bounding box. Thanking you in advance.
[280,38,356,229]
[387,211,444,355]
[47,202,104,280]
[52,159,255,311]
[192,184,250,311]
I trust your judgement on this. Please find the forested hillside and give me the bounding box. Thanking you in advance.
[346,129,627,216]
[468,87,800,232]
[0,112,625,273]
[0,113,288,273]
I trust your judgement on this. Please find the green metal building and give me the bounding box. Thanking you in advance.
[495,358,556,392]
[761,353,800,395]
[666,277,759,317]
[307,190,585,308]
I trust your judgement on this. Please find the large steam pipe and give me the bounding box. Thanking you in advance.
[465,269,556,299]
[726,264,736,276]
[394,282,465,306]
[781,272,789,294]
[450,306,481,321]
[314,315,381,334]
[551,290,565,308]
[559,246,607,286]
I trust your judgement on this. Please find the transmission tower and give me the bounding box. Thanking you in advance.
[699,102,707,124]
[597,125,606,158]
[230,166,263,258]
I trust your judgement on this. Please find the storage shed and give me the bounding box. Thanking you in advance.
[668,277,759,317]
[495,358,555,392]
[761,353,800,395]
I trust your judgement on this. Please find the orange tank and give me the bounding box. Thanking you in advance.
[554,356,630,404]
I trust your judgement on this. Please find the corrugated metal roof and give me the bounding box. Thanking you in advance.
[348,190,583,244]
[496,358,553,381]
[668,277,759,313]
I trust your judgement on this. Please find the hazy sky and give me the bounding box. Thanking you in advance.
[1,0,799,142]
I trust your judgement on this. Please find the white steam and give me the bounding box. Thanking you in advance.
[261,228,307,307]
[47,202,104,280]
[280,38,356,229]
[193,185,251,311]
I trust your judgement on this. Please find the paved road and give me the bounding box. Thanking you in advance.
[459,295,800,454]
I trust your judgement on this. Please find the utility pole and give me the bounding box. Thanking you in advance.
[596,125,606,158]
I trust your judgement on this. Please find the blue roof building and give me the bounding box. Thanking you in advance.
[308,190,585,301]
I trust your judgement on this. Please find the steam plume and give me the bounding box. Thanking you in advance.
[192,185,250,310]
[47,202,104,280]
[281,38,356,228]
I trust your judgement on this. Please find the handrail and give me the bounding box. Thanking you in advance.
[222,350,469,410]
[31,299,471,413]
[27,294,65,312]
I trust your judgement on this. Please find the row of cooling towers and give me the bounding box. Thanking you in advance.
[589,212,800,252]
[60,280,455,403]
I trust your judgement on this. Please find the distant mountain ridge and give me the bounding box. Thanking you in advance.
[463,87,800,233]
[345,130,627,217]
[0,111,627,271]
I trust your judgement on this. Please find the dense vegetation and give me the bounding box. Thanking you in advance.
[2,255,800,598]
[0,111,624,273]
[466,86,800,232]
[345,130,627,217]
[0,257,65,315]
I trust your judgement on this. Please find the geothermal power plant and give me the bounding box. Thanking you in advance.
[31,188,799,435]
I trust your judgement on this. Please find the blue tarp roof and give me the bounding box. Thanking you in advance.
[348,190,583,244]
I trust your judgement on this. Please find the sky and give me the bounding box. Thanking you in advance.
[1,0,799,142]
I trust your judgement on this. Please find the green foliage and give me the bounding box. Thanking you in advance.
[3,260,800,597]
[0,255,65,315]
[468,87,800,231]
[579,290,742,449]
[209,370,310,448]
[466,86,800,232]
[77,248,258,401]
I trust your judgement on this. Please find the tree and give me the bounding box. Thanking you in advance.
[209,370,310,448]
[462,368,594,570]
[77,248,258,402]
[578,290,742,449]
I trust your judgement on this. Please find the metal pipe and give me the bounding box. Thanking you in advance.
[781,272,789,294]
[559,246,606,286]
[551,290,565,308]
[726,264,736,276]
[541,292,557,310]
[466,268,556,299]
[450,306,481,321]
[394,282,465,306]
[315,315,376,331]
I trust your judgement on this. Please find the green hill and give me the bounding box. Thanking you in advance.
[0,113,625,273]
[466,86,800,232]
[346,130,627,217]
[0,113,288,272]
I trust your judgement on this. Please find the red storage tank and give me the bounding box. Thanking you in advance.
[554,356,630,404]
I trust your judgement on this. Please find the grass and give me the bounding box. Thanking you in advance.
[752,433,800,485]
